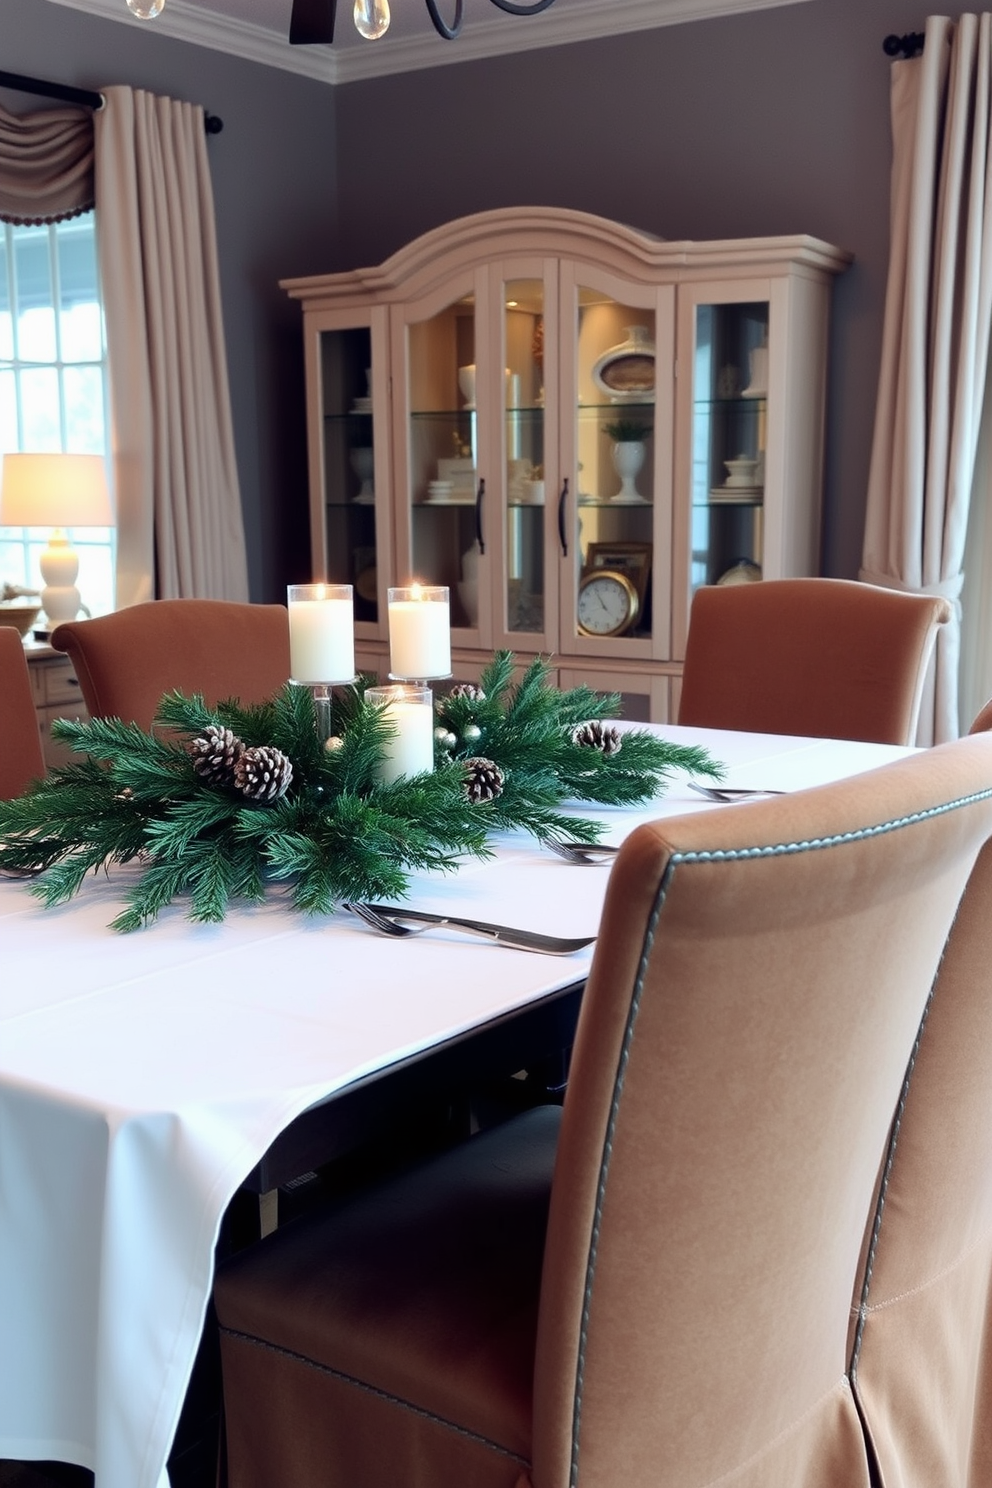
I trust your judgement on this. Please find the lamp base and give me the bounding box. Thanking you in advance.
[39,532,82,624]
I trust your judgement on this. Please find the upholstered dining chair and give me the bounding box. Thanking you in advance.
[677,577,951,744]
[847,823,992,1488]
[968,696,992,734]
[0,627,45,798]
[212,733,992,1488]
[50,599,291,731]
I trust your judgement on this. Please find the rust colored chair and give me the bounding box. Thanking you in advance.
[50,599,291,731]
[848,815,992,1486]
[0,627,45,798]
[213,733,992,1488]
[677,577,951,744]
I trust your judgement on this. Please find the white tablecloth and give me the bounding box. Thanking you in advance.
[0,726,912,1488]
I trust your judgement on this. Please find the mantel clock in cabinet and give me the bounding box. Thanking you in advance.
[282,209,850,721]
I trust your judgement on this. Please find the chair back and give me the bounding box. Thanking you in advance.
[0,628,45,798]
[848,829,992,1487]
[51,599,291,730]
[677,577,950,743]
[968,696,992,734]
[531,734,992,1488]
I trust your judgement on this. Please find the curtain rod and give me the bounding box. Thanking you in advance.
[883,33,925,59]
[0,68,223,133]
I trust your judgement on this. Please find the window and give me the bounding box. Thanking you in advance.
[0,212,114,614]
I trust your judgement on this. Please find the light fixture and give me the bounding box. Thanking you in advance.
[0,453,113,626]
[126,0,165,17]
[354,0,390,39]
[288,0,557,46]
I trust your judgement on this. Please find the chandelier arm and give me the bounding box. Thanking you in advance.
[424,0,463,38]
[487,0,557,14]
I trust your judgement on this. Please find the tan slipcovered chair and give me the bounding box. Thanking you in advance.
[0,627,45,798]
[50,599,291,731]
[969,696,992,734]
[848,828,992,1486]
[677,577,950,744]
[213,733,992,1488]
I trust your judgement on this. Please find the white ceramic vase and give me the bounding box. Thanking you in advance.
[610,440,647,503]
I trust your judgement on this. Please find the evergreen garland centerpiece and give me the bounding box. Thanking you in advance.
[0,650,722,931]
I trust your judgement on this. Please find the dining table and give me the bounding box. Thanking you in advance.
[0,723,915,1488]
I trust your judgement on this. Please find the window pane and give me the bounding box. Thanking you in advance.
[0,235,10,361]
[63,366,106,452]
[18,367,61,448]
[14,229,56,361]
[58,222,102,362]
[0,369,16,448]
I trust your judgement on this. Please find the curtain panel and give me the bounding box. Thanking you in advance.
[95,85,249,605]
[861,14,992,743]
[0,99,94,225]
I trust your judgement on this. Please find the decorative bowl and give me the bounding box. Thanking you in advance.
[0,601,41,637]
[724,456,759,487]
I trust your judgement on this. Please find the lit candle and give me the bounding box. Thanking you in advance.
[388,584,451,680]
[367,685,434,783]
[287,583,356,684]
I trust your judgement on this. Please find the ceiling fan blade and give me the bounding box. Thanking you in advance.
[290,0,336,45]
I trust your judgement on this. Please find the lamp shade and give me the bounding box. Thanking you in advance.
[0,453,113,528]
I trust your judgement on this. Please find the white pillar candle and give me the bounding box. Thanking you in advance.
[287,584,356,684]
[367,685,434,783]
[388,584,451,680]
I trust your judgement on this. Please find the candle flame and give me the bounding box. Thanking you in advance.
[315,583,326,600]
[410,582,423,601]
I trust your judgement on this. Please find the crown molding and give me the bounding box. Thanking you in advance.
[44,0,812,85]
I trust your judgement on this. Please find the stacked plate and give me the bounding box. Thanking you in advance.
[426,479,454,503]
[351,397,372,414]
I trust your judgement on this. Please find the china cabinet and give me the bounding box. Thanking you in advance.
[283,208,850,721]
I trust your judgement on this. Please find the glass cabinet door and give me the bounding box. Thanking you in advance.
[311,318,385,635]
[392,276,489,641]
[688,299,769,594]
[561,267,668,656]
[495,269,553,648]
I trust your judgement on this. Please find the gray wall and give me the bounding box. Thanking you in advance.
[0,0,960,596]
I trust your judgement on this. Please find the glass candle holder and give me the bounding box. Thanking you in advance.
[367,685,434,784]
[288,584,357,743]
[387,584,451,681]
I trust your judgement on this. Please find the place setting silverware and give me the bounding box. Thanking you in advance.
[343,901,596,955]
[544,839,620,866]
[686,782,787,804]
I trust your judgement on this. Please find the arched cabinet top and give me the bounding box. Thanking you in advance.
[281,206,852,310]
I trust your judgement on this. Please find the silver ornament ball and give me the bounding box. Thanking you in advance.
[462,722,482,743]
[324,735,344,753]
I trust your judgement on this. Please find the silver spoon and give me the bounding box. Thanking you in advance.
[687,782,786,803]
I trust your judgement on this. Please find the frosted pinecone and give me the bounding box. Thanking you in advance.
[448,683,486,703]
[189,724,245,786]
[462,756,505,803]
[572,720,622,756]
[233,744,294,802]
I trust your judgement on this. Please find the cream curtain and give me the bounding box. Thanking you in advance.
[860,13,992,744]
[94,85,248,605]
[0,98,94,223]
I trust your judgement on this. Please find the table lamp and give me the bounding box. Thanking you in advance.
[0,453,113,624]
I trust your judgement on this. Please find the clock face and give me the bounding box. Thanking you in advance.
[577,570,638,637]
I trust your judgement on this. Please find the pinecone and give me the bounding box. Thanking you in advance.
[572,720,623,756]
[448,683,486,703]
[462,756,505,803]
[189,724,245,786]
[233,745,294,803]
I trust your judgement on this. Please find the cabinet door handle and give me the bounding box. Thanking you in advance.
[557,477,570,557]
[475,478,485,556]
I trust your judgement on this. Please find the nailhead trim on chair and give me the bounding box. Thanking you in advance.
[569,788,992,1488]
[219,1325,532,1469]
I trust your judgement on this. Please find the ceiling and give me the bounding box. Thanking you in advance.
[45,0,813,85]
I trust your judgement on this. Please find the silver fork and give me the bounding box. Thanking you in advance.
[343,902,596,955]
[545,839,619,865]
[687,782,786,804]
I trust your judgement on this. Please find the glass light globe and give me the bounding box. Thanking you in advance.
[353,0,390,39]
[126,0,165,17]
